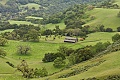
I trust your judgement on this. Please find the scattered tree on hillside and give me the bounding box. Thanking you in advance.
[34,67,48,77]
[42,53,56,62]
[17,45,31,55]
[0,48,7,57]
[17,60,34,78]
[0,38,8,46]
[117,27,120,32]
[105,28,113,32]
[53,57,66,68]
[112,33,120,42]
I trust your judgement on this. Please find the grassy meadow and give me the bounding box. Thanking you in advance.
[26,16,43,20]
[0,29,14,34]
[85,8,120,30]
[8,20,38,26]
[21,3,40,10]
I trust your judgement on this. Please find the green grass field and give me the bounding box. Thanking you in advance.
[21,3,40,10]
[0,29,14,34]
[85,8,120,30]
[8,20,65,30]
[8,20,38,26]
[45,22,66,30]
[26,16,43,20]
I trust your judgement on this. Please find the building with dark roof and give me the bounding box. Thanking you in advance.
[64,36,78,43]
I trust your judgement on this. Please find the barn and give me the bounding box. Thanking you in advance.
[64,36,78,43]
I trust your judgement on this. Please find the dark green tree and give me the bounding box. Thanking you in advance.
[0,48,7,57]
[0,38,8,46]
[17,60,34,78]
[112,33,120,42]
[117,27,120,32]
[17,45,31,55]
[53,57,66,68]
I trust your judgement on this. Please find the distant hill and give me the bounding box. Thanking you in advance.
[85,8,120,30]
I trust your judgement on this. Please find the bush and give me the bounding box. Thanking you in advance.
[105,28,113,32]
[112,33,120,42]
[42,53,56,62]
[53,57,66,68]
[6,61,14,68]
[17,45,31,55]
[0,48,7,57]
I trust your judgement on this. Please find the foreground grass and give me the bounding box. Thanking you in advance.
[41,50,120,80]
[85,8,120,30]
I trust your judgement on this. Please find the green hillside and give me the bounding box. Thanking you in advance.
[85,8,120,30]
[41,50,120,80]
[115,0,120,6]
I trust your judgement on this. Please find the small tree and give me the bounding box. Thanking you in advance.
[0,38,7,46]
[117,11,120,17]
[34,67,48,77]
[17,45,31,55]
[53,57,66,68]
[0,48,7,57]
[105,28,113,32]
[112,33,120,42]
[117,27,120,32]
[17,60,34,78]
[42,53,56,62]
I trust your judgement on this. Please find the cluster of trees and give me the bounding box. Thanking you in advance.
[2,24,40,42]
[17,60,48,78]
[42,41,111,68]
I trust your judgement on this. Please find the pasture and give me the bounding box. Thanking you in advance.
[8,20,38,26]
[0,29,14,34]
[0,32,118,80]
[85,8,120,30]
[26,16,43,20]
[21,3,40,10]
[45,22,66,30]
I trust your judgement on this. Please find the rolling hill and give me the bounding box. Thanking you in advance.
[0,0,120,80]
[39,50,120,80]
[85,8,120,30]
